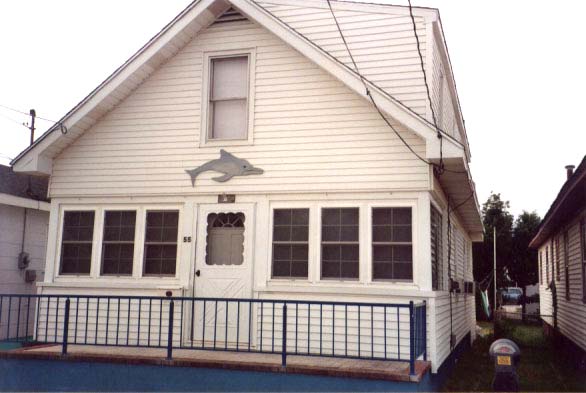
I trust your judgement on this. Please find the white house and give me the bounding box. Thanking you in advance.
[9,0,482,376]
[530,157,586,369]
[0,164,49,340]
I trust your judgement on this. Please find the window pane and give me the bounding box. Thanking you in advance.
[206,213,245,266]
[273,226,291,242]
[211,56,248,100]
[291,226,309,242]
[211,99,247,139]
[373,225,392,242]
[292,209,309,225]
[392,226,411,242]
[60,211,94,275]
[340,226,358,241]
[393,208,411,225]
[274,210,291,226]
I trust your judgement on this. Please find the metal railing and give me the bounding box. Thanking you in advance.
[0,294,426,375]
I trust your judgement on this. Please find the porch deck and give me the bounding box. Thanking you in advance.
[3,344,430,383]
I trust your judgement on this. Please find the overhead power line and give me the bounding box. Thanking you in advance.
[0,103,68,135]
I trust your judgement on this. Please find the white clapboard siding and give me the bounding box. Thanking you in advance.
[0,205,49,340]
[431,193,475,367]
[434,291,473,366]
[35,296,182,347]
[538,213,586,352]
[255,303,415,359]
[256,1,428,115]
[49,18,428,197]
[430,39,460,142]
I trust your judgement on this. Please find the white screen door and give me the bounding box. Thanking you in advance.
[191,204,254,347]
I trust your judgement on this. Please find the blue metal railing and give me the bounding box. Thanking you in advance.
[0,294,426,374]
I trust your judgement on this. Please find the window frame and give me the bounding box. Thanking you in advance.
[100,210,137,277]
[142,209,181,277]
[200,48,256,147]
[271,208,310,279]
[371,207,414,282]
[57,209,97,276]
[320,207,360,281]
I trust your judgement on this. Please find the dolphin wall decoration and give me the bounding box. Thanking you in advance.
[185,150,264,186]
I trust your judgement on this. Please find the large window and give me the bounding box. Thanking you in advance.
[372,207,413,281]
[272,209,309,278]
[143,211,179,276]
[101,210,136,276]
[60,211,95,275]
[321,208,359,280]
[209,56,249,140]
[430,205,443,290]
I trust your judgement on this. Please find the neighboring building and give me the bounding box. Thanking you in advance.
[0,164,49,340]
[530,157,586,368]
[9,0,482,376]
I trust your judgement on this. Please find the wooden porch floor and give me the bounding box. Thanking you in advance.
[3,344,430,383]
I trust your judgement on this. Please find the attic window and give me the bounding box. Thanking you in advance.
[209,55,249,140]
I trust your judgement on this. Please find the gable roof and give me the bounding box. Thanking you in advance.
[10,0,481,234]
[11,0,465,173]
[529,155,586,249]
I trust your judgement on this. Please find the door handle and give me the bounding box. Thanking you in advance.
[195,270,201,277]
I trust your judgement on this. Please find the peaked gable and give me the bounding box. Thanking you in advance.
[12,0,461,176]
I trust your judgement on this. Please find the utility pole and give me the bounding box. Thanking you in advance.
[28,109,36,146]
[493,226,497,313]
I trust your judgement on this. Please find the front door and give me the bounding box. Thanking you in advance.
[191,204,254,347]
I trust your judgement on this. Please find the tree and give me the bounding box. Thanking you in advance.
[473,193,513,319]
[509,211,541,319]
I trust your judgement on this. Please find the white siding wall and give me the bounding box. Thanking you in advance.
[431,191,476,369]
[49,18,428,197]
[256,1,429,116]
[538,207,586,352]
[0,204,49,340]
[430,37,461,142]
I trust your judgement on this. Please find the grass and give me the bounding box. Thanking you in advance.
[441,321,586,392]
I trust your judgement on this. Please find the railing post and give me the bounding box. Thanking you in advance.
[423,301,427,361]
[167,300,174,360]
[62,298,70,355]
[281,303,287,367]
[409,301,415,376]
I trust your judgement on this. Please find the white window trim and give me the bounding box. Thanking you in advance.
[53,204,184,283]
[268,205,312,282]
[54,207,98,279]
[99,207,139,278]
[266,201,419,288]
[200,48,256,147]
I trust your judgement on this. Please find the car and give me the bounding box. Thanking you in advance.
[500,287,523,305]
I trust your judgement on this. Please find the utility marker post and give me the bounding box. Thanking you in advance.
[493,226,497,314]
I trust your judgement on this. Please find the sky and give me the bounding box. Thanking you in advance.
[0,0,584,218]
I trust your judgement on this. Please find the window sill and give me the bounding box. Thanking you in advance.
[200,138,253,148]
